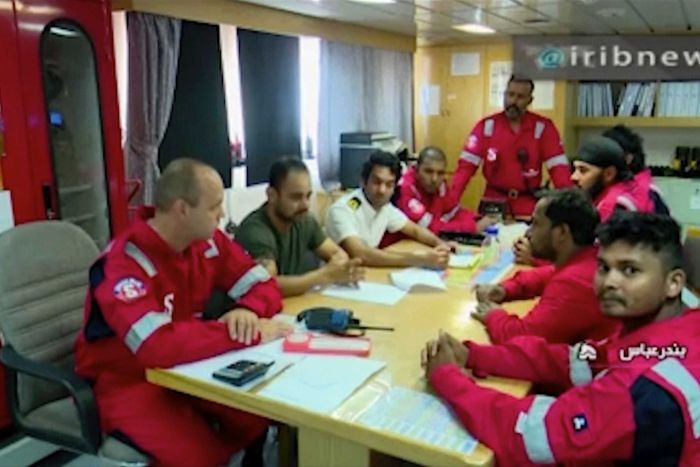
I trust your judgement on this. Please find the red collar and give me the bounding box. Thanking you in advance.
[128,218,210,260]
[495,110,537,132]
[557,244,598,271]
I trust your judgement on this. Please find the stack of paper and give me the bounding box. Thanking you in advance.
[496,222,528,250]
[322,281,406,306]
[448,252,480,269]
[473,249,515,285]
[169,337,303,391]
[358,386,478,455]
[390,268,446,291]
[258,355,386,413]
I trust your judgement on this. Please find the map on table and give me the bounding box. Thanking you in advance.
[358,386,478,455]
[445,249,514,288]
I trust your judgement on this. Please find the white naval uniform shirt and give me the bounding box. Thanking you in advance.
[325,188,408,248]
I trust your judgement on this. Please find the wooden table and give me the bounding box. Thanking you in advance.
[147,243,533,467]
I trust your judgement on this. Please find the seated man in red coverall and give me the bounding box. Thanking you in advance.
[75,158,292,467]
[472,189,616,344]
[397,146,497,235]
[423,212,700,466]
[513,136,655,266]
[603,124,670,215]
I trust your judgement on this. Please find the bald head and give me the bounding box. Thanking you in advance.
[154,158,219,211]
[416,146,447,194]
[417,146,447,167]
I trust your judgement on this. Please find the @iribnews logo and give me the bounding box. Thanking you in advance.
[537,47,566,70]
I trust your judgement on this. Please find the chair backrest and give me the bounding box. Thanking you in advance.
[0,221,99,414]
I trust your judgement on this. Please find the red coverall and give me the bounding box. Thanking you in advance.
[640,170,671,215]
[594,177,656,222]
[431,308,700,466]
[75,219,282,466]
[453,111,572,217]
[484,246,617,344]
[397,166,478,233]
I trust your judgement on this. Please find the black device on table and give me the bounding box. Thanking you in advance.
[478,200,508,218]
[439,230,485,246]
[297,307,394,336]
[212,359,274,386]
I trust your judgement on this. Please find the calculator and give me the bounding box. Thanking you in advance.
[212,359,274,386]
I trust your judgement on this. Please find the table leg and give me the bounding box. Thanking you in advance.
[298,426,369,467]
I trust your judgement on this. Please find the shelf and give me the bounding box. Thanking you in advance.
[58,184,93,195]
[64,213,97,223]
[571,117,700,128]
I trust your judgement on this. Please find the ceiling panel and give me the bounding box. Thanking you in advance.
[573,0,650,33]
[515,0,562,6]
[458,0,521,8]
[240,0,700,41]
[414,9,455,25]
[681,0,700,30]
[488,5,551,24]
[448,9,521,29]
[411,0,477,14]
[631,0,688,32]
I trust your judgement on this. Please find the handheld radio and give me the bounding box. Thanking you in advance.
[296,307,394,336]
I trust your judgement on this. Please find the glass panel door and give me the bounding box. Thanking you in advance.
[40,21,111,247]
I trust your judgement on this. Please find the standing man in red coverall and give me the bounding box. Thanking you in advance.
[423,212,700,466]
[452,75,572,219]
[472,189,616,344]
[75,158,292,467]
[392,147,496,244]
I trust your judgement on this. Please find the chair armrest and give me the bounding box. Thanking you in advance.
[0,345,101,454]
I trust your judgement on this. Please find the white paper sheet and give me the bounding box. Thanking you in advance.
[390,268,446,291]
[489,61,512,107]
[496,222,529,250]
[321,281,407,306]
[419,84,440,116]
[258,355,386,413]
[451,52,480,76]
[448,252,480,269]
[532,80,555,110]
[168,337,303,392]
[359,386,478,455]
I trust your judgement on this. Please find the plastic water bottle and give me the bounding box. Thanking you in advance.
[482,225,501,264]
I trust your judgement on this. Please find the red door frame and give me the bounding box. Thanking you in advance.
[4,0,128,232]
[0,0,41,224]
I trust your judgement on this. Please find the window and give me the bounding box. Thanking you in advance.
[300,36,320,160]
[220,24,246,166]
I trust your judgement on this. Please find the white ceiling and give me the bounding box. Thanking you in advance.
[240,0,700,45]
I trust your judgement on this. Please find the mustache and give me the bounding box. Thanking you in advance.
[599,292,625,304]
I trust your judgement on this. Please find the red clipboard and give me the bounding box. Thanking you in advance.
[282,332,371,357]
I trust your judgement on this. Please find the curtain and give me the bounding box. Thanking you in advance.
[124,12,181,205]
[237,29,301,186]
[317,40,413,187]
[159,21,232,187]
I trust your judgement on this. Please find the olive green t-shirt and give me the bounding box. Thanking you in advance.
[235,204,326,275]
